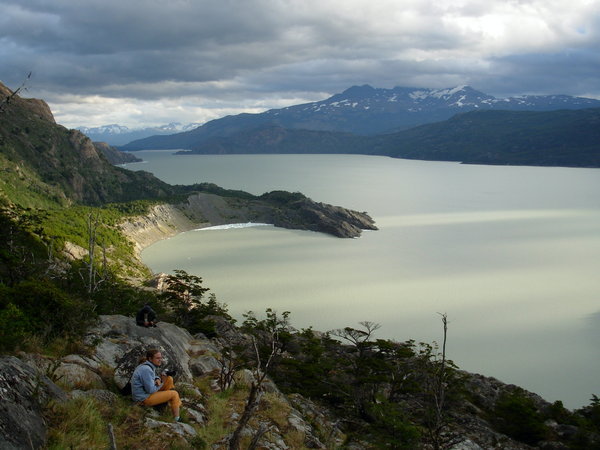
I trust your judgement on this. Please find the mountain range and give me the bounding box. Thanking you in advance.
[172,107,600,168]
[77,122,201,146]
[119,85,600,157]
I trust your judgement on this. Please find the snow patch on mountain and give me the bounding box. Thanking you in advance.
[78,122,201,135]
[77,122,202,145]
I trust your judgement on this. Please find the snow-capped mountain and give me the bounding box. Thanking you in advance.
[77,122,201,145]
[260,84,600,134]
[119,84,600,150]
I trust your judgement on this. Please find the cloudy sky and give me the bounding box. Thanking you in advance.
[1,0,599,129]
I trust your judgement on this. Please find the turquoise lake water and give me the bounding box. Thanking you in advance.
[125,151,600,409]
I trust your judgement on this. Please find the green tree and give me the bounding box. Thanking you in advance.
[159,269,210,329]
[0,205,47,285]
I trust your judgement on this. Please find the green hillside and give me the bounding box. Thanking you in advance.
[183,124,370,155]
[0,82,175,209]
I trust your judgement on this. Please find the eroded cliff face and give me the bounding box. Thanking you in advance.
[119,202,205,257]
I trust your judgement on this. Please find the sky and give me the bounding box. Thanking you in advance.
[1,0,599,129]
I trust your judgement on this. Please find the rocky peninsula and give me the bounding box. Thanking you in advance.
[119,190,378,257]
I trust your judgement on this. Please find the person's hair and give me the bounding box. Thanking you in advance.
[145,348,161,360]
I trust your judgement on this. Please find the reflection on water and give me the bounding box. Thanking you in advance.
[133,152,600,409]
[382,209,593,227]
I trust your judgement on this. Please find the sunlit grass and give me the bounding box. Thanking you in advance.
[46,397,109,449]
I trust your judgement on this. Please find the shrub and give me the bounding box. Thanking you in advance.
[493,390,549,445]
[260,190,306,205]
[0,278,93,346]
[365,400,421,448]
[0,302,29,352]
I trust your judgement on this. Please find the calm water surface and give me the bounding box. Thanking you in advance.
[125,151,600,409]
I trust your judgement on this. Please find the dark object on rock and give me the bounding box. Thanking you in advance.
[136,304,157,327]
[120,379,133,396]
[0,356,67,449]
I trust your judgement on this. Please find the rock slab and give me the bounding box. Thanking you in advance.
[0,356,66,449]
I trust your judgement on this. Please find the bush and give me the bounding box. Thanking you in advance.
[0,278,93,348]
[0,302,29,352]
[260,190,306,205]
[365,400,421,448]
[493,390,549,445]
[92,279,158,316]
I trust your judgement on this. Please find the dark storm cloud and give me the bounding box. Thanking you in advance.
[0,0,480,96]
[1,0,599,127]
[482,50,600,96]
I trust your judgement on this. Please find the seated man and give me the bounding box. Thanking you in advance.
[131,349,181,421]
[136,303,157,327]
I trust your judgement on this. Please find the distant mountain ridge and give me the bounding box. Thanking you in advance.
[78,122,201,146]
[176,107,600,168]
[372,108,600,167]
[121,84,600,150]
[180,124,371,155]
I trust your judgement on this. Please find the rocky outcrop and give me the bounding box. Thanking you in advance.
[1,81,55,123]
[0,356,67,450]
[86,315,196,387]
[3,315,342,449]
[93,141,142,165]
[181,192,378,238]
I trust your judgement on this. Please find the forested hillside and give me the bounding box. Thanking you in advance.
[372,108,600,167]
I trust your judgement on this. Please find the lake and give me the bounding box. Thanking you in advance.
[125,151,600,409]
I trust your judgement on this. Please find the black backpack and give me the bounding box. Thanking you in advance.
[120,376,133,396]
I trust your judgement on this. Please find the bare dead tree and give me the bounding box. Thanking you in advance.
[43,236,63,278]
[248,423,270,450]
[228,333,280,450]
[217,346,242,391]
[0,72,31,113]
[86,212,98,293]
[426,312,458,450]
[79,212,107,296]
